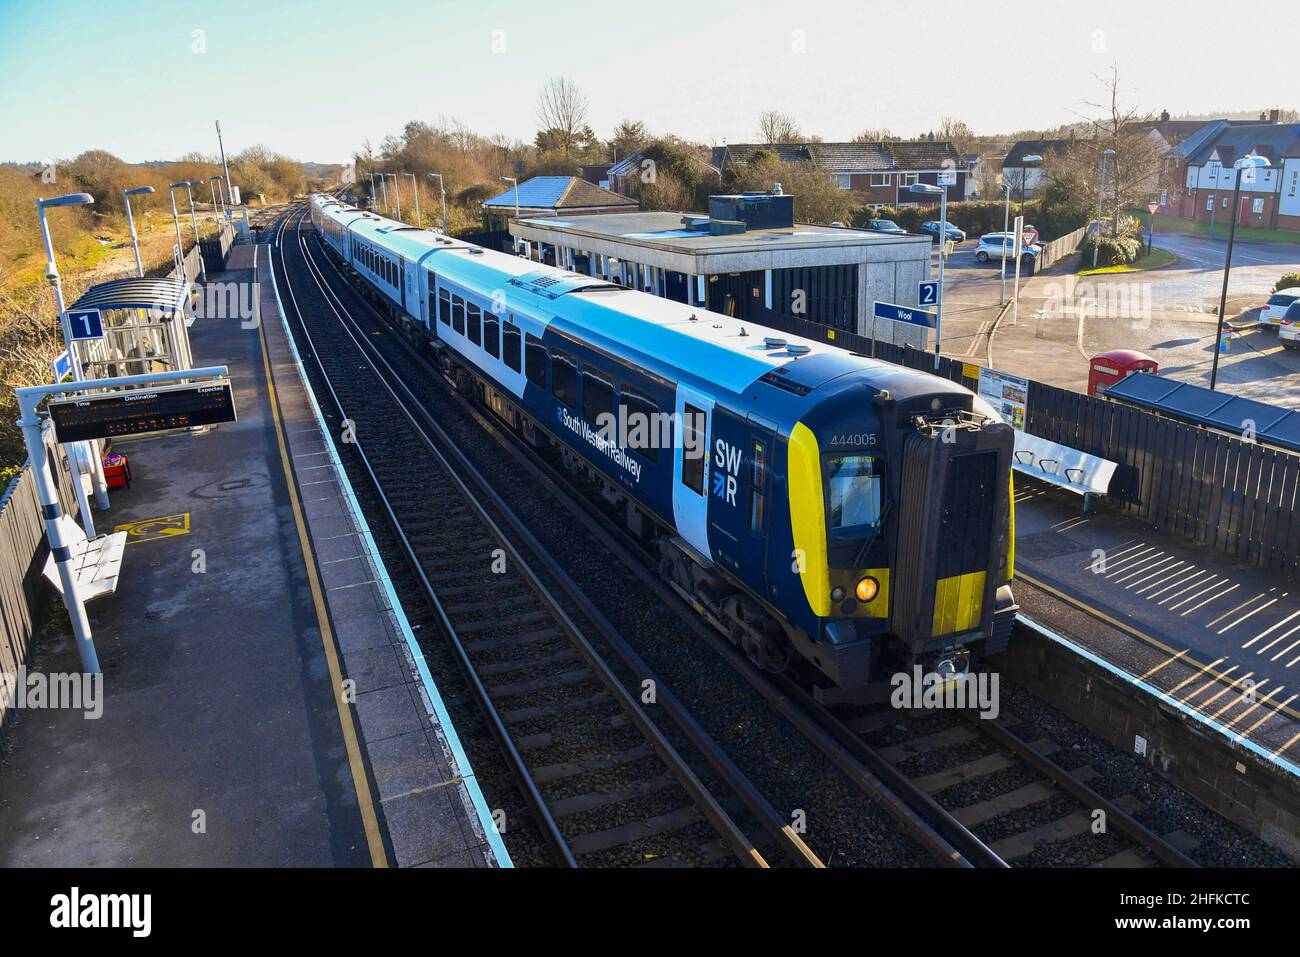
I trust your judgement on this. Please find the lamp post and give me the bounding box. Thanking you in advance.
[185,181,206,283]
[910,182,947,370]
[501,176,520,252]
[1092,148,1117,269]
[1210,153,1271,390]
[387,173,401,220]
[36,191,110,520]
[123,185,155,278]
[215,119,234,216]
[1000,154,1040,305]
[379,173,389,213]
[404,172,420,226]
[428,172,448,232]
[210,175,226,218]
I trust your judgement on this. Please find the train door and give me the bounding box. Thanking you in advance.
[672,383,714,561]
[744,415,777,592]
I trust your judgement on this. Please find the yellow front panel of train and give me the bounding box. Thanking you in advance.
[932,571,986,636]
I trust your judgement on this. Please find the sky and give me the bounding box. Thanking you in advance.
[0,0,1296,165]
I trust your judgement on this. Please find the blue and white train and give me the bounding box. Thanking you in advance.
[309,193,1018,689]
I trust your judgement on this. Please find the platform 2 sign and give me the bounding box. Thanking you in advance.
[48,380,238,443]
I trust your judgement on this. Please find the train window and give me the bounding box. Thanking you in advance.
[620,387,658,462]
[467,303,482,346]
[749,439,768,533]
[483,311,500,359]
[681,403,706,495]
[827,455,882,532]
[438,288,450,325]
[451,294,465,335]
[525,333,546,387]
[582,370,614,426]
[503,321,521,372]
[550,350,577,408]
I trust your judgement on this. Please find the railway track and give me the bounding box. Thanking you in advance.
[273,203,1201,870]
[271,206,823,869]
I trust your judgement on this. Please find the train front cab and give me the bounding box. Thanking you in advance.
[786,391,1017,690]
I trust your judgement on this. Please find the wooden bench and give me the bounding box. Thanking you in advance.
[1013,431,1117,513]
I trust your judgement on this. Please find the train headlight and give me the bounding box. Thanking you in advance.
[854,576,879,603]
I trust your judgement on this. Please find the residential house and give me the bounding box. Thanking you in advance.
[606,149,720,198]
[1179,117,1300,230]
[715,140,966,206]
[1000,140,1070,199]
[481,176,638,230]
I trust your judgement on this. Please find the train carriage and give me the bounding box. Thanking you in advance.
[309,193,1017,691]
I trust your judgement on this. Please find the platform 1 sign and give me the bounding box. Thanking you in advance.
[48,379,238,443]
[66,308,103,341]
[874,300,935,328]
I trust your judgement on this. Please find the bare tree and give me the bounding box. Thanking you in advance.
[757,110,801,143]
[937,117,976,156]
[852,127,899,143]
[536,77,591,156]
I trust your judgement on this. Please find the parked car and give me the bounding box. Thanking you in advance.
[919,221,966,243]
[974,232,1042,264]
[1279,300,1300,348]
[865,219,907,235]
[1261,287,1300,328]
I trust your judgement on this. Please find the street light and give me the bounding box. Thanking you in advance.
[404,172,420,226]
[910,181,946,370]
[210,175,226,218]
[386,173,401,220]
[428,172,448,232]
[1000,154,1040,305]
[501,176,520,252]
[167,182,190,276]
[378,173,390,213]
[36,190,110,521]
[1092,148,1117,269]
[123,185,155,278]
[1209,152,1272,390]
[185,181,206,283]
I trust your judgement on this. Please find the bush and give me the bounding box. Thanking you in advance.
[1079,234,1142,268]
[1274,273,1300,293]
[852,198,1085,242]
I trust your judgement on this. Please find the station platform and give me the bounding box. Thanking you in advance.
[0,242,506,868]
[1012,481,1300,772]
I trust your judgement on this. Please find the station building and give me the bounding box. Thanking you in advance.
[506,189,932,348]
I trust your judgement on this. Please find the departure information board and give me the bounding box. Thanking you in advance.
[48,380,237,443]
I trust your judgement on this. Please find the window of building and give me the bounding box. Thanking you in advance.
[1253,198,1265,214]
[681,403,706,495]
[551,350,577,408]
[621,387,659,462]
[451,294,465,334]
[899,173,919,186]
[1222,196,1230,209]
[503,321,521,372]
[467,302,482,345]
[483,311,500,358]
[1206,196,1216,212]
[835,174,851,190]
[525,333,546,387]
[869,173,891,188]
[582,370,614,426]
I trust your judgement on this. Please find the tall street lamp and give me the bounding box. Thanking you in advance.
[123,185,155,278]
[910,181,947,370]
[36,191,110,519]
[167,182,190,275]
[379,173,389,212]
[1092,148,1117,269]
[386,173,401,220]
[428,172,448,232]
[185,181,206,283]
[501,176,520,252]
[1210,152,1271,390]
[404,172,420,225]
[1000,153,1040,305]
[210,175,227,218]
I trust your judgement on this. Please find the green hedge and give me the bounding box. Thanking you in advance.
[1079,234,1142,267]
[1274,272,1300,293]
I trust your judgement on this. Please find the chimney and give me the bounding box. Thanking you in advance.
[1270,108,1281,124]
[1160,109,1170,123]
[1261,111,1268,121]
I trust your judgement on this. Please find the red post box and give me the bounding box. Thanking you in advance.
[1089,349,1158,398]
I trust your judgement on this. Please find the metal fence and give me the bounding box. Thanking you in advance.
[0,221,236,736]
[761,308,1300,578]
